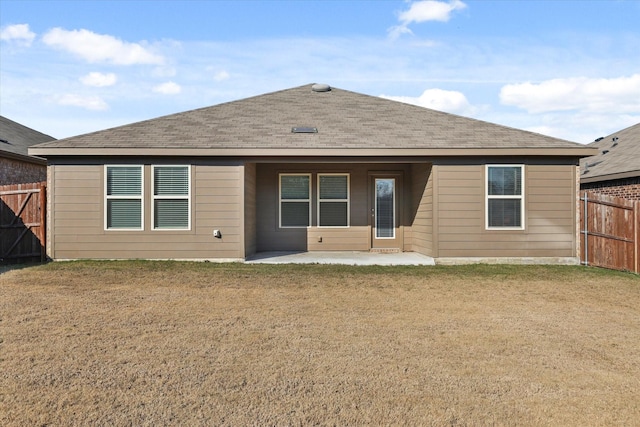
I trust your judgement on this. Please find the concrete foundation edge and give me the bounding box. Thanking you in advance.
[434,257,581,266]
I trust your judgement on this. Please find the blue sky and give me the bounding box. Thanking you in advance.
[1,0,639,143]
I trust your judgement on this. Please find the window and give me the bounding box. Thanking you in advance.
[279,174,311,228]
[486,165,524,229]
[153,166,190,230]
[105,165,143,230]
[318,174,349,227]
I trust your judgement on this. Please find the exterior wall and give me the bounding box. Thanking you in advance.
[0,157,46,185]
[48,161,244,260]
[256,163,413,252]
[409,163,433,256]
[434,163,577,258]
[581,177,640,200]
[243,163,257,257]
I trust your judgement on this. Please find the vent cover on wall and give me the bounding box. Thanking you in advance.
[292,127,318,133]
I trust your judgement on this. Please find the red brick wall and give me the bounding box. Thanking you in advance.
[583,183,640,200]
[581,177,640,200]
[0,157,46,185]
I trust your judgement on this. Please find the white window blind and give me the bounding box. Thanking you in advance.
[105,166,143,230]
[153,166,190,230]
[280,174,310,227]
[318,174,349,227]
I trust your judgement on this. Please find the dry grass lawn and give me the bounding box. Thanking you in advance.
[1,261,639,426]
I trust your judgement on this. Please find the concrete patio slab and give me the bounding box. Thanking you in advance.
[245,251,436,266]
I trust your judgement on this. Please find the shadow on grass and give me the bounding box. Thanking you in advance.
[0,261,49,275]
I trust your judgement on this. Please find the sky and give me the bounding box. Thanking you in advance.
[1,0,639,144]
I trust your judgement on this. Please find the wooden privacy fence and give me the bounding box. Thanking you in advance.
[0,182,47,263]
[580,191,639,274]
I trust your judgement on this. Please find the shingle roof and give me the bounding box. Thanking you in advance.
[32,84,592,156]
[580,122,640,183]
[0,115,55,161]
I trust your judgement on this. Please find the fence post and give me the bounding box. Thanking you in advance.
[582,192,588,266]
[40,183,47,262]
[633,201,640,274]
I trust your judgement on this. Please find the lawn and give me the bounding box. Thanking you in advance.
[1,261,639,426]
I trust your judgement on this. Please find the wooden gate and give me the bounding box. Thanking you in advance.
[580,191,639,274]
[0,182,46,263]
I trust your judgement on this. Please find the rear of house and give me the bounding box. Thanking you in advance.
[31,84,595,263]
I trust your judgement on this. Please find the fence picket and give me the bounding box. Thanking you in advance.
[580,191,638,273]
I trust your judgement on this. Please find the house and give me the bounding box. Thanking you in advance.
[0,115,55,185]
[580,123,640,200]
[30,84,596,263]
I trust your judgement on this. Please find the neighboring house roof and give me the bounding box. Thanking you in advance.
[580,122,640,183]
[0,115,54,164]
[31,84,595,158]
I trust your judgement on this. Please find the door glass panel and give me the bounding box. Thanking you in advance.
[375,178,395,238]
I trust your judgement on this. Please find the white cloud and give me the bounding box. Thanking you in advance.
[42,27,164,65]
[0,23,36,46]
[56,94,109,111]
[213,71,230,82]
[153,81,181,95]
[500,74,640,114]
[80,72,117,87]
[381,88,476,115]
[389,1,467,38]
[399,0,467,24]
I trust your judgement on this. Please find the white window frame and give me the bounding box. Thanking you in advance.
[318,173,350,228]
[279,173,311,228]
[151,165,191,231]
[485,164,525,230]
[104,165,144,231]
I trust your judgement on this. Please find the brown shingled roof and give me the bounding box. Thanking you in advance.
[580,122,640,183]
[1,115,55,163]
[31,84,594,157]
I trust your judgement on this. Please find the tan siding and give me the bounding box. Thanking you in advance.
[244,163,257,257]
[409,163,433,255]
[436,164,578,258]
[51,163,244,260]
[307,227,370,251]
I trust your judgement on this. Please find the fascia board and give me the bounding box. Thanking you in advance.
[30,147,599,158]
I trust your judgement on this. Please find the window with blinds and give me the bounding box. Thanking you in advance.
[105,165,143,230]
[153,166,190,230]
[279,174,311,227]
[486,165,524,229]
[318,174,349,227]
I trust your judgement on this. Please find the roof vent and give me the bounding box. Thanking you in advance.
[587,160,603,168]
[292,127,318,133]
[602,149,609,155]
[0,138,10,145]
[594,137,604,142]
[312,83,331,92]
[612,136,619,147]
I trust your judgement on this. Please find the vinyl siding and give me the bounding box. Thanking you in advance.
[50,162,244,260]
[409,163,433,256]
[435,164,577,258]
[244,163,257,257]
